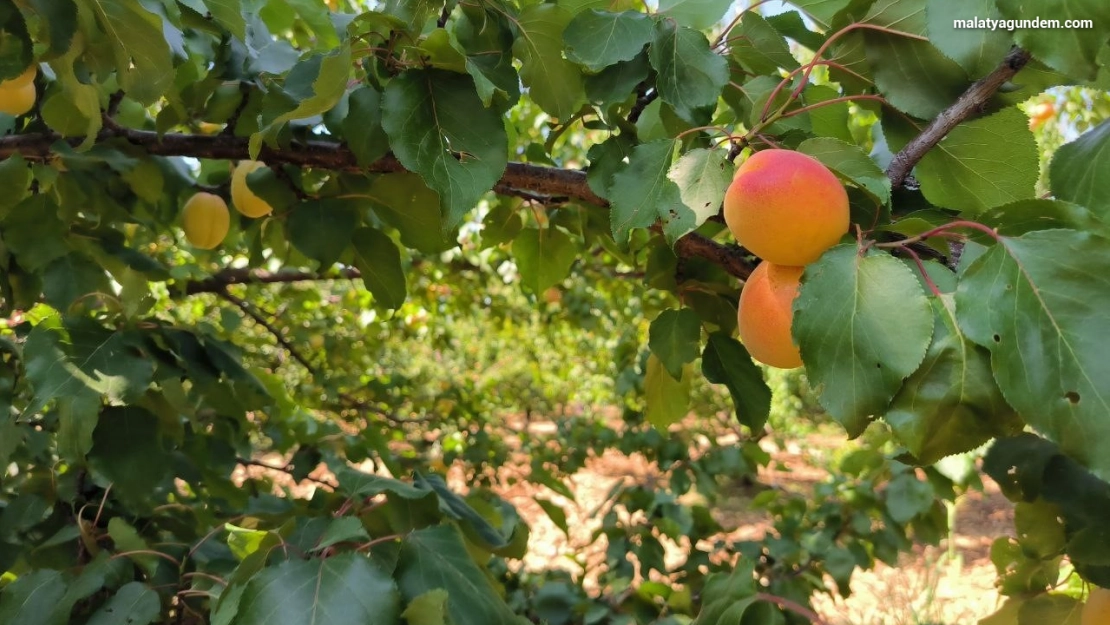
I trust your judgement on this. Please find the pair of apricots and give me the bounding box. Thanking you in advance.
[181,161,273,249]
[0,66,37,117]
[726,149,850,369]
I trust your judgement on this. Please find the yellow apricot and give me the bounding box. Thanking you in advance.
[0,82,35,116]
[724,149,849,266]
[7,65,37,88]
[231,160,273,218]
[737,261,804,369]
[1084,587,1110,625]
[181,192,230,250]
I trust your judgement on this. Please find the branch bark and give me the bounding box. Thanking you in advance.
[0,125,749,277]
[185,267,363,295]
[886,46,1032,188]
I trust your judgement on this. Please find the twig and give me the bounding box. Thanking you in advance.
[216,288,317,373]
[886,47,1032,188]
[236,457,338,489]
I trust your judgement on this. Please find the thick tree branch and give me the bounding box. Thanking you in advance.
[185,267,362,295]
[0,125,749,277]
[886,47,1032,188]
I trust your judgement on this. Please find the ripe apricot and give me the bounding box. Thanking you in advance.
[0,82,35,116]
[7,65,37,88]
[231,160,274,218]
[724,149,849,266]
[181,192,230,249]
[737,261,803,369]
[1084,587,1110,625]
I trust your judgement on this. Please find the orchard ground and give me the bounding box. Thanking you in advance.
[236,411,1011,625]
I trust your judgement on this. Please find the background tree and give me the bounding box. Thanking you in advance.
[0,0,1108,623]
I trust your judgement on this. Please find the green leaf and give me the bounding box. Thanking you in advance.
[367,173,456,254]
[343,87,390,167]
[0,3,31,85]
[924,0,1012,77]
[691,563,757,625]
[252,46,352,156]
[648,309,701,379]
[914,108,1038,214]
[86,0,173,105]
[701,333,772,432]
[1050,119,1110,222]
[606,139,687,245]
[789,0,859,29]
[480,200,522,248]
[975,199,1108,237]
[42,253,112,312]
[955,229,1110,480]
[562,10,653,73]
[0,569,66,625]
[381,69,508,228]
[728,11,800,75]
[513,4,587,120]
[23,0,77,60]
[512,227,577,293]
[793,246,933,436]
[0,156,31,214]
[885,297,1020,464]
[534,498,569,536]
[667,148,732,230]
[235,553,400,625]
[287,198,360,268]
[644,354,690,430]
[861,0,969,119]
[1017,593,1083,625]
[656,0,732,31]
[203,0,247,40]
[351,227,407,310]
[798,137,891,206]
[585,54,649,106]
[396,524,518,625]
[383,0,442,32]
[997,0,1110,81]
[85,583,159,625]
[66,322,154,404]
[88,407,172,502]
[311,518,371,552]
[648,21,728,124]
[884,473,934,523]
[402,589,452,625]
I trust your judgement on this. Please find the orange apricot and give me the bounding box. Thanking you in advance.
[724,149,849,266]
[1084,587,1110,625]
[737,261,804,369]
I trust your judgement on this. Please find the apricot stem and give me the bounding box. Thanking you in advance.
[903,247,943,297]
[875,220,1001,249]
[779,94,888,119]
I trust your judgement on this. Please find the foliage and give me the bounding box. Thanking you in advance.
[0,0,1109,624]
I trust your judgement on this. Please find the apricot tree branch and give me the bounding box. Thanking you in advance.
[0,126,753,278]
[185,267,363,295]
[216,288,318,373]
[886,46,1032,188]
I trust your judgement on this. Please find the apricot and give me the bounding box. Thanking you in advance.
[231,160,274,218]
[0,82,35,116]
[181,192,230,249]
[7,65,37,88]
[737,261,803,369]
[1084,587,1110,625]
[724,149,849,266]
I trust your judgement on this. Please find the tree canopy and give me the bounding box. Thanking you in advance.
[1,0,1110,623]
